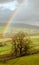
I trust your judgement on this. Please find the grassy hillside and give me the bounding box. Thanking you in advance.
[32,38,39,42]
[0,43,12,55]
[0,36,39,55]
[0,54,39,65]
[0,38,39,65]
[0,35,39,65]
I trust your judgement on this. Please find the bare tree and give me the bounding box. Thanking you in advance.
[11,32,32,56]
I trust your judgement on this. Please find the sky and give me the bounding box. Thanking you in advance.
[0,0,39,26]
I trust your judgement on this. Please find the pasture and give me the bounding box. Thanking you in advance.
[0,36,39,55]
[0,35,39,65]
[0,54,39,65]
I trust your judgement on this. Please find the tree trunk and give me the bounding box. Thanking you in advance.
[20,48,22,56]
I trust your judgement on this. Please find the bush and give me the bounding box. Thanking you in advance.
[11,32,32,56]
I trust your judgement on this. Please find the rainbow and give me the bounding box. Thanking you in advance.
[2,0,25,36]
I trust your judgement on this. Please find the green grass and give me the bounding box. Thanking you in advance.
[0,54,39,65]
[0,42,12,55]
[32,38,39,42]
[0,37,39,55]
[30,37,39,52]
[0,36,39,65]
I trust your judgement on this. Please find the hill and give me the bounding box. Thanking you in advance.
[0,23,39,37]
[11,23,39,29]
[0,54,39,65]
[0,23,39,29]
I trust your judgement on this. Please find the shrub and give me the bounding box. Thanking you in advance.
[11,32,32,56]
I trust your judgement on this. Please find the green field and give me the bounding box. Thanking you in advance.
[0,44,12,55]
[0,54,39,65]
[31,38,39,43]
[30,37,39,52]
[0,36,39,55]
[0,36,39,65]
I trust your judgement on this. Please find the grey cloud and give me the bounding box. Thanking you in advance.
[0,0,22,3]
[0,0,22,24]
[0,10,14,23]
[0,0,39,26]
[0,0,14,3]
[13,0,39,26]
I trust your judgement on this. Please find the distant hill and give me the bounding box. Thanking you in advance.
[0,23,39,36]
[11,23,39,30]
[0,23,39,30]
